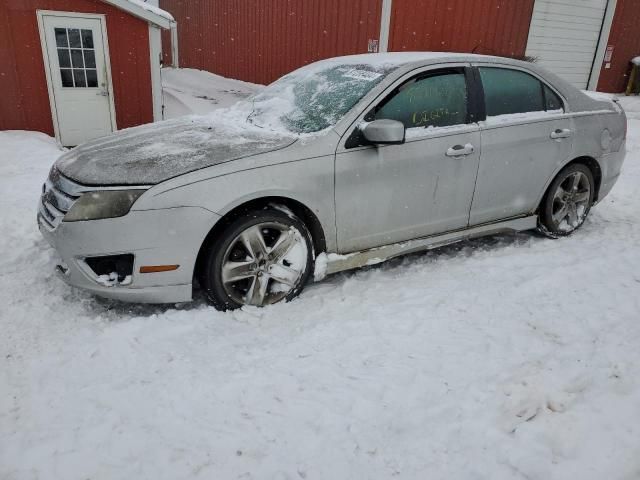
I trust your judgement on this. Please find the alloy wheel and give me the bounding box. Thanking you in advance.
[220,222,308,307]
[551,171,592,233]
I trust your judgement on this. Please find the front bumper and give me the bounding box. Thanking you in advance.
[38,206,220,304]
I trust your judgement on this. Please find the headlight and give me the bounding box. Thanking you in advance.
[63,190,145,222]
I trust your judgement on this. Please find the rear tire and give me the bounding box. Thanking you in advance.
[538,163,595,238]
[200,208,314,311]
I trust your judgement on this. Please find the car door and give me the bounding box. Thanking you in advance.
[334,65,482,253]
[469,65,574,226]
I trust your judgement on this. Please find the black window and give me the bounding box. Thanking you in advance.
[54,27,98,88]
[544,85,563,111]
[374,70,468,129]
[479,67,546,117]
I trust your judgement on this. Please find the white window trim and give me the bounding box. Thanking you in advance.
[170,22,179,68]
[379,0,393,53]
[36,10,118,144]
[149,24,163,121]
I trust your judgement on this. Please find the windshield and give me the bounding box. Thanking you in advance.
[247,62,399,134]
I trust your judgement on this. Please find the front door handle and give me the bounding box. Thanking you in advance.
[446,143,475,157]
[550,128,572,139]
[96,90,109,97]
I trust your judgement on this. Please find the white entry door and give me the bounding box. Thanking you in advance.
[39,12,116,146]
[525,0,608,89]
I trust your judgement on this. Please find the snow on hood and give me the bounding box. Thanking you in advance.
[55,108,297,186]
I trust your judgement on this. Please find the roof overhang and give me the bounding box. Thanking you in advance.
[102,0,174,29]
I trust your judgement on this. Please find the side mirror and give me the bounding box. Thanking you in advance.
[361,119,405,145]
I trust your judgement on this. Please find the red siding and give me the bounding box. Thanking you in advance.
[0,0,153,134]
[160,0,383,85]
[597,0,640,93]
[161,0,536,85]
[389,0,535,57]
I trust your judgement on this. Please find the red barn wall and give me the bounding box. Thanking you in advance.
[160,0,383,85]
[597,0,640,93]
[160,0,535,85]
[0,0,153,134]
[389,0,535,57]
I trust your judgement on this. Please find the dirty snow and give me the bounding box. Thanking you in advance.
[1,90,640,479]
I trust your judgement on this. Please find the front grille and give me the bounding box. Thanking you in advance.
[38,167,83,230]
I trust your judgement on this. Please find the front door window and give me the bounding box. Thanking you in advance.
[374,71,469,129]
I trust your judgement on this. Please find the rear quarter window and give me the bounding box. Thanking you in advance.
[544,84,564,111]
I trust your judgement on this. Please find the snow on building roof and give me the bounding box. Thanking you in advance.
[102,0,175,28]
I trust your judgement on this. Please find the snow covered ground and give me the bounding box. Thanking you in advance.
[1,77,640,479]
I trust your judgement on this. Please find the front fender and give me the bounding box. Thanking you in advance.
[133,155,338,252]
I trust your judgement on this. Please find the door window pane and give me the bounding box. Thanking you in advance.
[70,49,84,68]
[60,69,74,87]
[57,49,71,68]
[375,71,468,129]
[54,27,97,88]
[479,67,544,117]
[83,50,96,68]
[73,69,87,88]
[81,29,94,48]
[86,69,98,87]
[55,28,68,47]
[544,85,563,111]
[68,29,81,48]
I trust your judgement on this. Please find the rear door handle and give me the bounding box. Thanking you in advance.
[550,128,572,139]
[446,143,475,157]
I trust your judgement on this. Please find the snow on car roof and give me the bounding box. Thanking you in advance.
[310,51,499,68]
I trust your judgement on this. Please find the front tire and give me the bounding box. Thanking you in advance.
[200,208,314,310]
[538,163,595,238]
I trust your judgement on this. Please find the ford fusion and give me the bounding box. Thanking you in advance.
[38,53,627,310]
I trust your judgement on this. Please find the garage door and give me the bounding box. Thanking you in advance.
[525,0,608,88]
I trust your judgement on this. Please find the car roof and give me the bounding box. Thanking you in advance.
[316,51,511,68]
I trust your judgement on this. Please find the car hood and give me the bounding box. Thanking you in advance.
[55,113,298,186]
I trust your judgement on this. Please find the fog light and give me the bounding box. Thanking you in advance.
[84,254,134,284]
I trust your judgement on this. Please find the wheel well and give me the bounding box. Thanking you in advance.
[567,156,603,201]
[193,197,327,281]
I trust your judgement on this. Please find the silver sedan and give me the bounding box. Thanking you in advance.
[38,53,627,309]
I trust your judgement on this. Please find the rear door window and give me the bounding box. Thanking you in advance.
[374,70,469,129]
[479,67,546,117]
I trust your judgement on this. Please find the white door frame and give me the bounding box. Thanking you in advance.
[148,24,163,121]
[379,0,393,53]
[36,10,118,143]
[587,0,618,90]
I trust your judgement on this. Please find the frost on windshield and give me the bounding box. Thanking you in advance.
[248,63,397,134]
